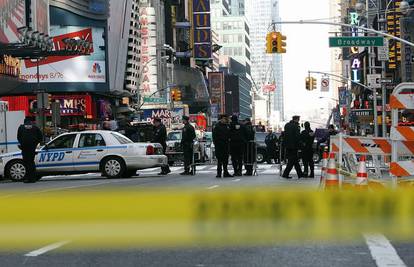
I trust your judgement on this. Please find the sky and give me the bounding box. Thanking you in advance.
[279,0,333,121]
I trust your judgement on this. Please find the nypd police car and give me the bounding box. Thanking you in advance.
[0,130,168,181]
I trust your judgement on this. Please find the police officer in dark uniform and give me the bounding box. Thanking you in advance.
[180,116,196,175]
[282,115,304,179]
[213,114,232,178]
[152,117,171,175]
[265,128,278,164]
[229,115,246,176]
[300,121,315,178]
[17,118,43,183]
[243,118,255,176]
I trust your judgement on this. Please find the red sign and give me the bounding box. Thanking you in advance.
[262,84,276,93]
[2,94,93,118]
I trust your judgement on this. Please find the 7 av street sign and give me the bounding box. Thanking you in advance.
[329,37,384,47]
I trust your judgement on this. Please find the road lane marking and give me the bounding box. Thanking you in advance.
[364,234,407,267]
[25,241,71,257]
[207,185,219,190]
[232,179,241,182]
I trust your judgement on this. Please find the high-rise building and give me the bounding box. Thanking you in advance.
[211,0,253,118]
[245,0,284,123]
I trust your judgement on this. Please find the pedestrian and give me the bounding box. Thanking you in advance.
[180,115,196,175]
[212,114,232,178]
[152,117,171,175]
[282,115,304,179]
[243,118,255,176]
[17,117,43,183]
[265,128,278,164]
[102,120,111,130]
[229,115,245,176]
[300,121,315,178]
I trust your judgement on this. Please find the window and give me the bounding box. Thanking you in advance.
[47,134,77,149]
[79,134,106,148]
[167,132,182,141]
[111,133,133,144]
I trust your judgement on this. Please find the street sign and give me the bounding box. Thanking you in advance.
[320,77,329,92]
[367,74,381,89]
[381,78,393,83]
[329,37,384,47]
[377,39,389,61]
[143,97,166,104]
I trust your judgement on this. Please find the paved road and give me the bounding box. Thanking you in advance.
[0,164,411,267]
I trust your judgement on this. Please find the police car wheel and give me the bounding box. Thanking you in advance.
[101,157,125,178]
[256,151,265,163]
[6,160,26,181]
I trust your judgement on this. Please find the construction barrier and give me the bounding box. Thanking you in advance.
[2,189,414,250]
[390,83,414,179]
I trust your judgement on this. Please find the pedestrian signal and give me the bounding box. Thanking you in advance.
[266,32,278,54]
[276,32,287,53]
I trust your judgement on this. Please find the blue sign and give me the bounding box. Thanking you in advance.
[39,152,65,163]
[211,104,219,121]
[193,0,211,12]
[194,44,212,59]
[338,87,349,107]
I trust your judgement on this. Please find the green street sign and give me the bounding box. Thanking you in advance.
[329,37,384,47]
[143,97,166,104]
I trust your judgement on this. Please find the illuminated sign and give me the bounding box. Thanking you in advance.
[139,6,158,96]
[387,0,402,69]
[351,58,362,83]
[349,12,360,54]
[0,55,21,77]
[192,0,212,60]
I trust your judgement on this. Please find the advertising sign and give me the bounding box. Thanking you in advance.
[262,84,276,93]
[192,0,212,60]
[387,0,402,69]
[208,72,224,112]
[20,26,106,83]
[0,0,26,43]
[28,94,93,117]
[139,7,158,97]
[143,108,184,129]
[338,87,349,107]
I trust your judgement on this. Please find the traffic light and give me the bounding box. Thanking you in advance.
[266,32,278,53]
[311,77,317,90]
[305,77,311,90]
[170,88,182,102]
[276,32,287,53]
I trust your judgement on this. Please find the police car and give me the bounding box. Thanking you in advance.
[0,130,168,181]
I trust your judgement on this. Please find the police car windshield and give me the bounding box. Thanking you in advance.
[111,133,133,144]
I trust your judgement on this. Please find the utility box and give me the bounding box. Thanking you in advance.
[0,101,25,154]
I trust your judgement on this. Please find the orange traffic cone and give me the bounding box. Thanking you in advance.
[355,156,368,189]
[325,153,339,190]
[319,151,329,188]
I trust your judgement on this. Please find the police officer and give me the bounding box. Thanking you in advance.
[212,114,232,178]
[17,118,43,183]
[300,121,315,178]
[243,118,255,176]
[152,117,171,175]
[180,116,196,175]
[229,115,246,176]
[265,128,278,164]
[282,115,304,179]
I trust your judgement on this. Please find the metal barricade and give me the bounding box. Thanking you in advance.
[245,140,258,176]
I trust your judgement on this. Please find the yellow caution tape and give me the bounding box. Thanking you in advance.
[1,188,414,250]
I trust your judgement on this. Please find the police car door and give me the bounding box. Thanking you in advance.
[73,133,107,172]
[36,134,77,172]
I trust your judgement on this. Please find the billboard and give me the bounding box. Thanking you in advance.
[208,72,224,112]
[192,0,212,60]
[20,26,106,83]
[142,108,184,129]
[0,0,26,43]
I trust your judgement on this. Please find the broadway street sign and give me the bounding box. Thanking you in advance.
[329,37,384,47]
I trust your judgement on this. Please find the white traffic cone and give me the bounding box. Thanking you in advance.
[355,155,368,189]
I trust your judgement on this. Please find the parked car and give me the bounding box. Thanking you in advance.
[255,132,281,164]
[0,130,167,181]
